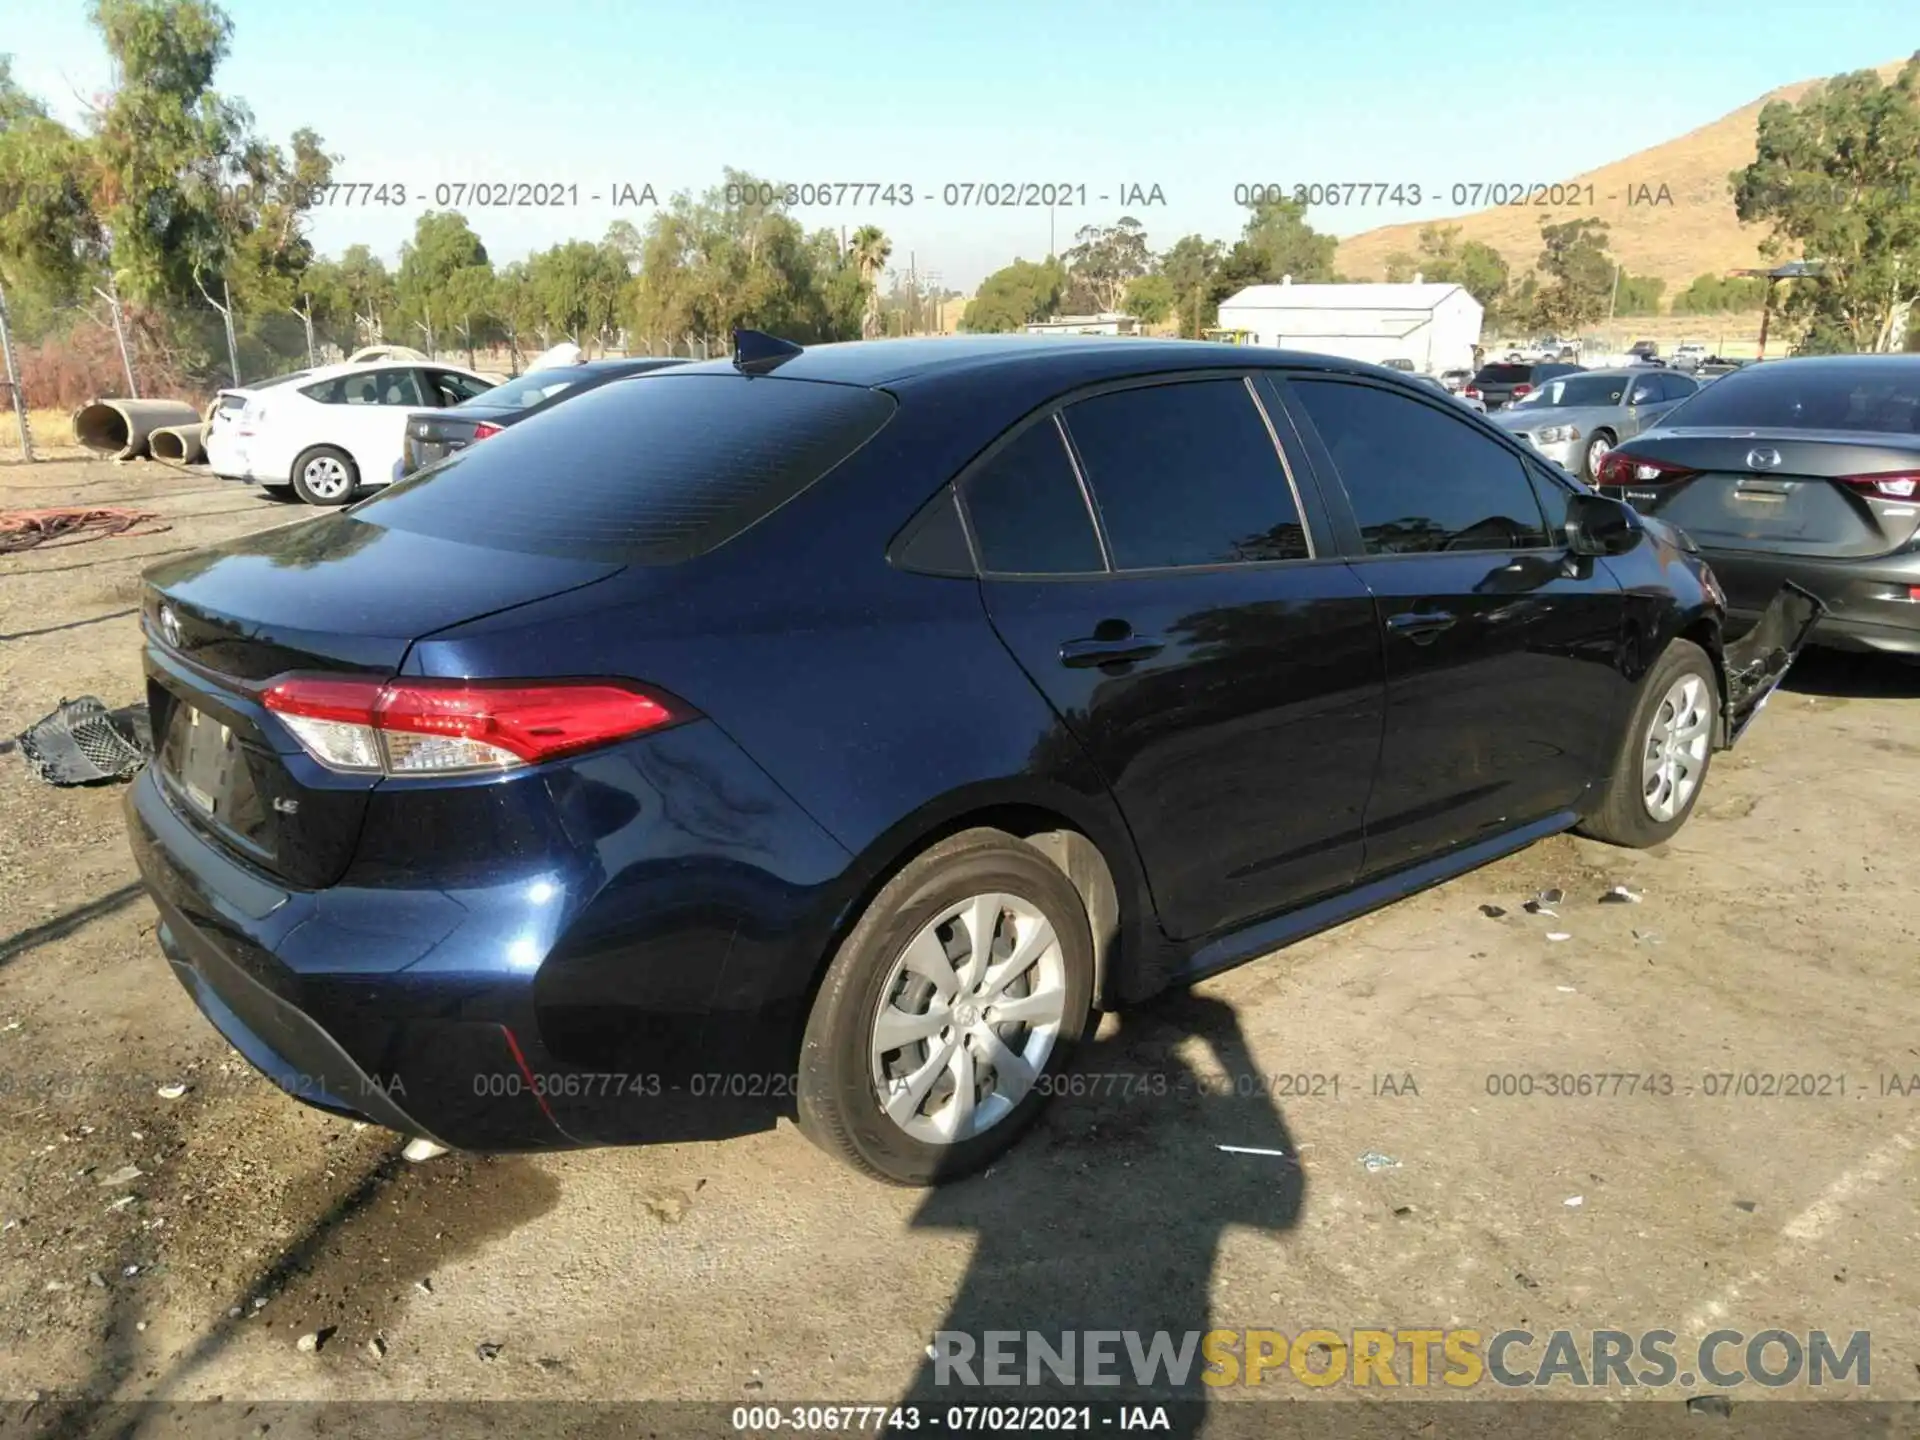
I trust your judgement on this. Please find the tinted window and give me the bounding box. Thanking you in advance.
[1291,380,1550,555]
[469,368,591,409]
[961,420,1103,574]
[1475,364,1532,384]
[1658,373,1697,402]
[1626,375,1662,405]
[1665,364,1920,432]
[356,374,896,564]
[432,371,495,404]
[1064,379,1308,568]
[1526,458,1575,533]
[303,368,424,406]
[1512,374,1627,408]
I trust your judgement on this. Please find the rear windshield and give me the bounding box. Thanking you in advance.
[466,369,588,409]
[1664,365,1920,434]
[354,373,896,563]
[1475,364,1532,383]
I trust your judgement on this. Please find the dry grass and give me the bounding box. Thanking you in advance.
[1337,58,1910,299]
[0,408,79,460]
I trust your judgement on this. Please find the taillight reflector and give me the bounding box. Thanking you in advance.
[470,421,503,441]
[1595,451,1695,488]
[263,676,678,775]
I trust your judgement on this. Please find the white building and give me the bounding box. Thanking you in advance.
[1023,313,1141,337]
[1215,277,1483,374]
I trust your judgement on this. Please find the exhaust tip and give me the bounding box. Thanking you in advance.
[401,1137,451,1163]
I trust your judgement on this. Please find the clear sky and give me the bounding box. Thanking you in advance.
[6,0,1913,288]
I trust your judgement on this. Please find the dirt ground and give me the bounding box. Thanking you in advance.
[2,453,1918,1423]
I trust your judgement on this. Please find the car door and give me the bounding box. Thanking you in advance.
[1276,374,1629,878]
[965,375,1385,943]
[355,366,431,484]
[1621,372,1673,439]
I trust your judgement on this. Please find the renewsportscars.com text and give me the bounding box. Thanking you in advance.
[928,1328,1871,1389]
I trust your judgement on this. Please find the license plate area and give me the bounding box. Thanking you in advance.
[158,702,276,858]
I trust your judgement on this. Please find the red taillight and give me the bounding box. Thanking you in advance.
[1511,383,1533,398]
[263,676,678,775]
[1465,386,1481,398]
[470,421,503,441]
[1595,451,1695,488]
[1837,470,1920,500]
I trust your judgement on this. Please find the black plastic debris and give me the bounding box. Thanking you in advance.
[1479,904,1507,918]
[15,697,151,785]
[1536,888,1565,905]
[1599,885,1643,905]
[1733,1199,1756,1213]
[1686,1395,1732,1418]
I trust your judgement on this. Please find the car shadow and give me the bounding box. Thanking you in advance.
[899,990,1305,1417]
[1781,647,1920,700]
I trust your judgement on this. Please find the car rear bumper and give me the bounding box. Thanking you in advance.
[1700,547,1920,655]
[123,719,856,1151]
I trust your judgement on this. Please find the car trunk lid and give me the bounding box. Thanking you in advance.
[1604,431,1920,561]
[140,514,623,887]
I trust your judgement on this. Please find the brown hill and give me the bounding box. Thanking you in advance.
[1335,58,1910,299]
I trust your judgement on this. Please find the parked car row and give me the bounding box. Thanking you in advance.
[130,331,1823,1188]
[206,354,691,505]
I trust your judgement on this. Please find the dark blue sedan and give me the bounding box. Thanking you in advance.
[124,333,1815,1185]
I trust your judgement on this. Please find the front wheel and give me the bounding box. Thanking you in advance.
[1583,430,1615,481]
[797,828,1094,1186]
[291,446,359,506]
[1577,640,1717,847]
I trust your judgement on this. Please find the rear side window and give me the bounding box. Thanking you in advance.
[1475,364,1531,384]
[355,374,896,564]
[961,419,1103,574]
[1291,379,1549,555]
[1063,379,1309,568]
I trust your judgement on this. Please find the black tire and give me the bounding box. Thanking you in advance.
[290,445,359,506]
[1583,429,1617,482]
[797,828,1095,1186]
[1577,639,1718,847]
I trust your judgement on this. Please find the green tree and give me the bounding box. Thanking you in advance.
[1732,52,1920,351]
[624,170,862,347]
[960,257,1068,332]
[394,210,489,354]
[525,239,626,354]
[1123,272,1175,325]
[1671,272,1767,314]
[1613,273,1666,317]
[1530,217,1615,331]
[1235,196,1338,282]
[1383,224,1509,308]
[1159,234,1223,337]
[0,57,103,310]
[1064,216,1150,313]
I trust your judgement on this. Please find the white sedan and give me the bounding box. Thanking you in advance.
[205,358,497,506]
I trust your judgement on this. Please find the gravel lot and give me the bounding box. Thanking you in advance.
[2,454,1917,1420]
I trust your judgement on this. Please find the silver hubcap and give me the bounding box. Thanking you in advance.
[302,456,349,498]
[870,893,1067,1146]
[1588,436,1611,472]
[1642,674,1710,821]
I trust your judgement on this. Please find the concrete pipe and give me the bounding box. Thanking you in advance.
[72,398,201,460]
[150,423,206,464]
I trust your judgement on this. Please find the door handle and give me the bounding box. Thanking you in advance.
[1385,610,1456,644]
[1059,634,1166,668]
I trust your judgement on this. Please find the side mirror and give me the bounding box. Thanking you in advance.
[1565,492,1639,556]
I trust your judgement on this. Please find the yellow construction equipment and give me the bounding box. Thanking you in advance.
[1202,328,1253,345]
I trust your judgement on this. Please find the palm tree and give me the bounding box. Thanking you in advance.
[849,226,892,338]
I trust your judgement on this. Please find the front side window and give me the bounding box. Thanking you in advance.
[1290,379,1550,555]
[1062,378,1309,568]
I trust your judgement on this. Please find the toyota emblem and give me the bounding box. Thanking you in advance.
[1747,447,1783,470]
[159,605,182,650]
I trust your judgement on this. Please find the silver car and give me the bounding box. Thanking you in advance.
[1409,372,1486,413]
[1491,367,1699,480]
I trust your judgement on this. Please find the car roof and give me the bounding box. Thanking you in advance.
[660,335,1397,390]
[298,357,483,382]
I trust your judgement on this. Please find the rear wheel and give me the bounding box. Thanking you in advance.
[291,446,358,506]
[1577,639,1717,847]
[797,828,1094,1186]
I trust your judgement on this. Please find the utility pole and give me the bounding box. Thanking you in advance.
[0,282,35,461]
[1605,263,1622,325]
[291,295,317,368]
[94,277,138,397]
